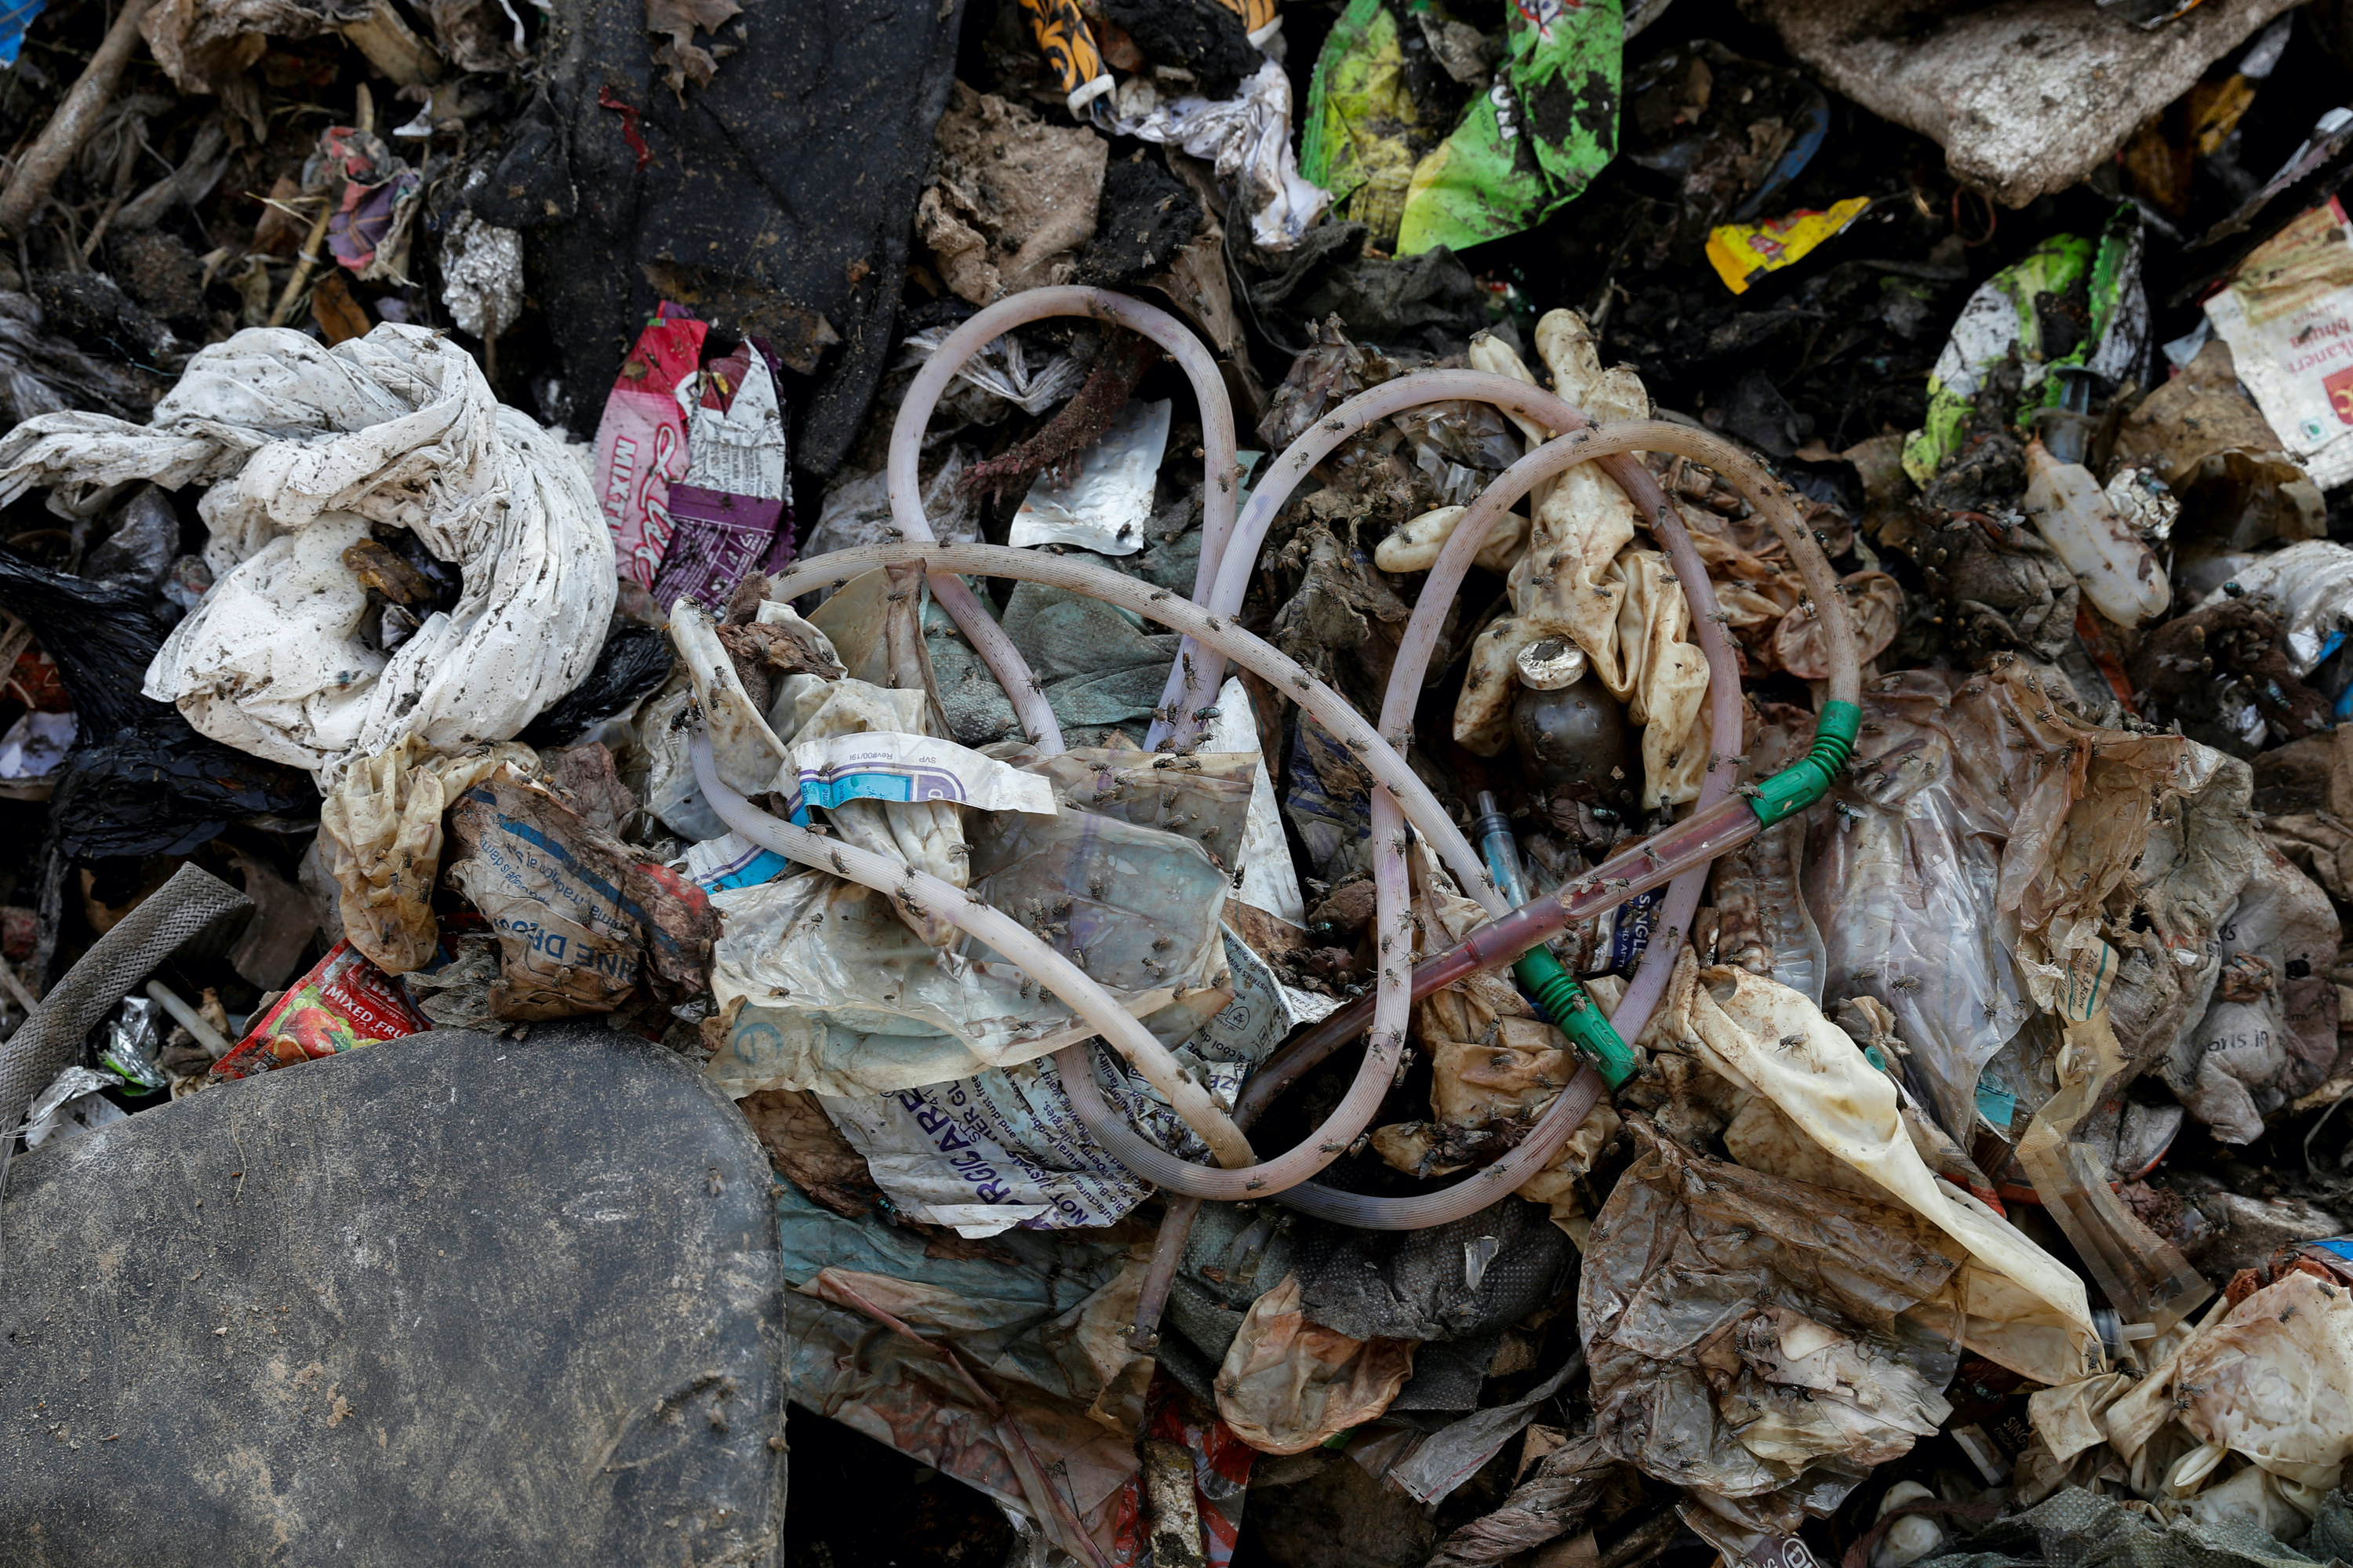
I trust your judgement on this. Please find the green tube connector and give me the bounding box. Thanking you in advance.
[1744,699,1860,828]
[1514,944,1637,1088]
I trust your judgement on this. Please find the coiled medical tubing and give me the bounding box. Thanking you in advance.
[692,289,1860,1295]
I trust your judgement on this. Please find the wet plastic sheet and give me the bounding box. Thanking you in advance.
[1655,955,2101,1381]
[318,736,536,973]
[705,801,1228,1097]
[0,549,316,857]
[1802,664,2222,1151]
[1581,1122,1964,1525]
[773,1177,1149,1563]
[813,931,1296,1235]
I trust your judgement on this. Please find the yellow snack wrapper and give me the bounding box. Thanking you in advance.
[1706,197,1872,295]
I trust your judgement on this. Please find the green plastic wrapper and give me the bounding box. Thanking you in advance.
[1900,206,2147,486]
[1302,0,1621,257]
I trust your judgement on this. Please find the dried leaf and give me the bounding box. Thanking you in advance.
[309,270,371,346]
[647,0,740,93]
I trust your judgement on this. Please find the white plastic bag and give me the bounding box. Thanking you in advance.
[0,323,616,785]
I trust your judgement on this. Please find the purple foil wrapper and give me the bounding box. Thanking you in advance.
[649,485,785,613]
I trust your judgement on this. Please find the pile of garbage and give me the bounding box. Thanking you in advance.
[13,0,2353,1561]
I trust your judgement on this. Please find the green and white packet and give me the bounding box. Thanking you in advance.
[1303,0,1621,258]
[1901,209,2148,486]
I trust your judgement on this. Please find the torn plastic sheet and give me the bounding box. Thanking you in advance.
[1108,60,1330,251]
[1216,1271,1417,1455]
[1208,675,1307,928]
[814,930,1296,1235]
[1377,1355,1584,1508]
[0,323,616,788]
[2144,1269,2353,1492]
[2205,201,2353,489]
[773,1177,1149,1565]
[1009,398,1172,556]
[901,326,1089,417]
[776,675,972,946]
[1582,1122,1964,1525]
[1802,662,2235,1157]
[23,1064,125,1148]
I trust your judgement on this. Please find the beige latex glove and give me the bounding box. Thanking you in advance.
[1451,311,1711,806]
[1613,549,1713,807]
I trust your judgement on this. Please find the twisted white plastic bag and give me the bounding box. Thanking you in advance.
[0,322,615,785]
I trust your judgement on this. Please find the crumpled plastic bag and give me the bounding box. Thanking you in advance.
[2159,843,2340,1145]
[1213,1271,1416,1455]
[0,544,318,857]
[446,764,716,1019]
[1581,1121,1962,1523]
[0,323,615,786]
[1424,1426,1618,1568]
[1802,660,2316,1153]
[0,289,165,424]
[705,794,1231,1097]
[1650,954,2101,1385]
[780,677,971,946]
[2091,1279,2353,1526]
[816,930,1292,1236]
[2169,1270,2353,1493]
[317,734,536,973]
[1452,312,1709,807]
[2194,539,2353,678]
